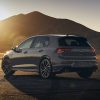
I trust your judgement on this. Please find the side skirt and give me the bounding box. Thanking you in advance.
[12,66,39,72]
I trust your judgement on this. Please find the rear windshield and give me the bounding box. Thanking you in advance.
[58,37,90,47]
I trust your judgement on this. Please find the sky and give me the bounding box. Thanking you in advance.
[0,0,100,32]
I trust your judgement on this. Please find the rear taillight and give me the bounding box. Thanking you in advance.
[56,48,72,54]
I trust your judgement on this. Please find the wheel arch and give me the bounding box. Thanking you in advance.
[41,55,51,60]
[39,55,51,64]
[2,55,10,61]
[2,55,11,68]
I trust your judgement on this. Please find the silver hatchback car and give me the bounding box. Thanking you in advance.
[2,34,98,78]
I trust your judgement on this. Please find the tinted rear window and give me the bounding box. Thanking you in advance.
[58,37,90,47]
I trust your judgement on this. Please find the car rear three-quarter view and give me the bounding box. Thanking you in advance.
[1,34,98,79]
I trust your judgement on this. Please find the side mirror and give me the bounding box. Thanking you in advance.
[12,46,22,53]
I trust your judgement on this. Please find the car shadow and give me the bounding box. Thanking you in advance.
[5,74,100,100]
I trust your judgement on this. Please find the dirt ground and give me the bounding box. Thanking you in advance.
[0,60,100,100]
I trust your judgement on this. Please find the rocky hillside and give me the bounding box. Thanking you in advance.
[0,11,100,53]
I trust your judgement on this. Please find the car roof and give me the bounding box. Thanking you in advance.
[31,34,86,38]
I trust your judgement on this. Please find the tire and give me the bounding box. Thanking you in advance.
[77,70,93,79]
[39,58,52,79]
[1,58,15,76]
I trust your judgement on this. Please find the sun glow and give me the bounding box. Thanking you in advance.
[0,6,10,20]
[0,11,8,20]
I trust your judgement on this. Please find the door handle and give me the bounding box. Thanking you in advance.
[23,51,28,54]
[38,49,44,52]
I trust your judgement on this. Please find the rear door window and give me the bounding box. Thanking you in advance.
[32,36,49,48]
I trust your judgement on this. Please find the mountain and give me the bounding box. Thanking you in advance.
[0,11,100,53]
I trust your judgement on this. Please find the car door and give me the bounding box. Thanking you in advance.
[11,37,35,67]
[31,36,50,66]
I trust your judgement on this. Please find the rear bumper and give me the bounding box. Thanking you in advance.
[52,63,98,73]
